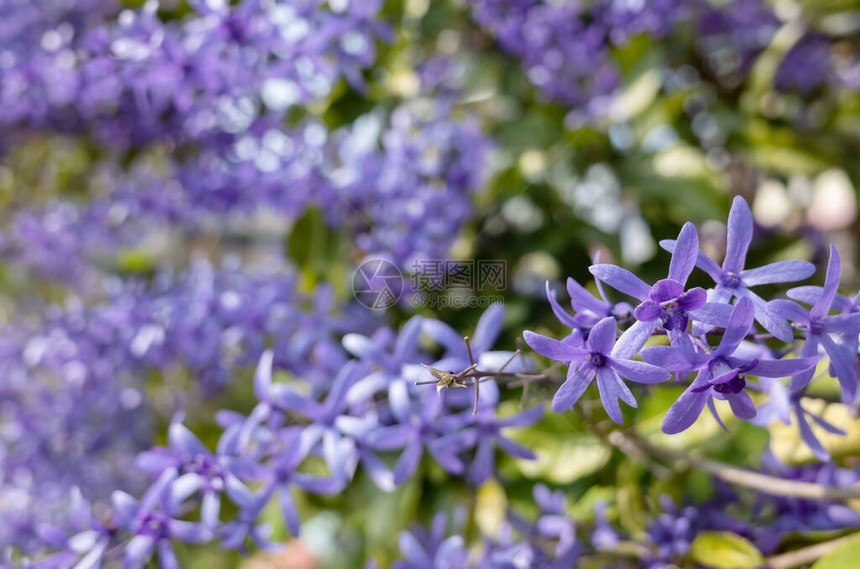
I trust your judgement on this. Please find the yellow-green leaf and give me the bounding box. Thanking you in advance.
[690,532,764,569]
[475,479,507,538]
[810,533,860,569]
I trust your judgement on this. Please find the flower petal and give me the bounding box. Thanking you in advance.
[551,365,595,413]
[668,222,699,285]
[589,264,651,301]
[472,303,505,354]
[741,260,815,286]
[253,350,274,402]
[496,404,544,428]
[819,333,858,400]
[608,358,670,384]
[168,423,208,456]
[768,299,810,324]
[422,319,466,354]
[523,331,587,362]
[640,345,701,372]
[595,367,636,424]
[662,381,710,434]
[497,435,536,460]
[546,281,579,328]
[399,530,432,564]
[393,439,423,486]
[724,196,753,274]
[790,336,821,393]
[677,287,707,311]
[688,301,732,328]
[743,356,820,378]
[713,297,754,357]
[124,535,155,569]
[661,239,723,282]
[280,489,301,537]
[823,313,860,334]
[567,277,609,315]
[468,438,494,485]
[365,424,414,450]
[158,542,180,569]
[812,244,841,320]
[725,390,756,420]
[795,406,830,462]
[634,300,662,322]
[611,319,655,359]
[587,317,617,355]
[650,279,684,302]
[394,316,424,362]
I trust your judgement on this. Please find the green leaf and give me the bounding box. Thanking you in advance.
[114,249,156,275]
[287,207,326,268]
[502,402,610,484]
[286,207,345,292]
[690,532,764,569]
[810,533,860,569]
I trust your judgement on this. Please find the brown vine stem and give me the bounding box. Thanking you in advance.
[607,429,860,501]
[765,533,860,569]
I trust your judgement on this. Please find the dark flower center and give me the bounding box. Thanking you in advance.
[138,510,171,540]
[275,465,294,483]
[661,311,689,331]
[721,272,742,289]
[713,375,746,394]
[590,352,607,367]
[187,454,220,479]
[611,303,633,322]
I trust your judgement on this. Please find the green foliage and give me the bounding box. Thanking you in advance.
[689,532,765,569]
[810,533,860,569]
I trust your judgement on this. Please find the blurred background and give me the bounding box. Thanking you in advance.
[3,0,860,567]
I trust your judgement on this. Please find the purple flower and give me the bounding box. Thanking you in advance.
[642,298,819,434]
[451,404,543,486]
[752,377,846,461]
[662,197,815,341]
[592,222,731,349]
[531,484,578,563]
[524,316,669,422]
[32,488,112,569]
[237,427,343,537]
[135,421,247,530]
[343,316,425,405]
[419,303,528,410]
[112,469,211,569]
[365,386,468,486]
[545,256,634,330]
[645,496,700,564]
[770,245,860,398]
[775,34,833,95]
[292,360,370,484]
[393,513,469,569]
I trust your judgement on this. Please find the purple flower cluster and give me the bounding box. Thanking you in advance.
[598,458,860,566]
[525,197,858,457]
[2,101,491,285]
[3,0,491,285]
[0,0,386,148]
[328,101,493,267]
[472,0,848,123]
[384,484,577,569]
[471,0,684,122]
[383,453,860,569]
[10,304,543,564]
[0,260,376,550]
